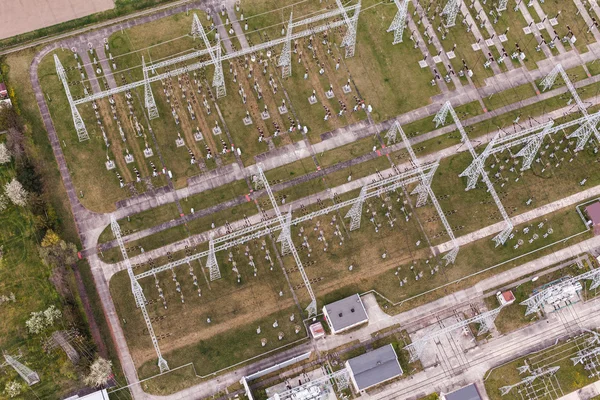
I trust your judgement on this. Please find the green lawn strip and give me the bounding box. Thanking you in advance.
[316,135,380,168]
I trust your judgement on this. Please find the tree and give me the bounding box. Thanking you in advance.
[41,229,60,247]
[4,178,27,207]
[84,358,113,388]
[38,239,78,268]
[16,159,43,195]
[43,305,62,325]
[4,381,22,398]
[25,305,62,334]
[5,128,25,161]
[0,143,10,164]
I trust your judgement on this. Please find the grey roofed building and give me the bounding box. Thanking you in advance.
[345,344,403,392]
[442,383,483,400]
[322,293,368,334]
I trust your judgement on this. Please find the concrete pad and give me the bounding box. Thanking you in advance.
[1,0,114,40]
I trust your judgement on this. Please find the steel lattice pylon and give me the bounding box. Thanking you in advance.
[442,0,460,27]
[394,121,460,264]
[405,306,503,362]
[54,55,89,141]
[520,265,600,316]
[142,56,159,120]
[278,13,293,78]
[206,236,221,281]
[110,217,169,373]
[3,353,40,386]
[276,207,293,256]
[191,12,203,38]
[344,185,367,231]
[337,0,361,58]
[499,366,560,396]
[71,3,360,105]
[257,165,318,317]
[435,101,513,246]
[387,0,408,44]
[572,346,600,365]
[133,163,438,281]
[191,14,226,98]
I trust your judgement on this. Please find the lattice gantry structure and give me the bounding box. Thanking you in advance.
[206,235,221,281]
[191,13,226,98]
[256,164,318,317]
[540,63,600,152]
[142,56,159,120]
[267,368,350,400]
[520,267,600,316]
[64,2,362,127]
[404,306,503,363]
[387,0,408,45]
[2,353,40,386]
[499,366,560,396]
[54,55,89,142]
[392,121,459,264]
[132,162,441,318]
[442,0,461,27]
[434,101,513,247]
[111,216,170,373]
[336,0,361,58]
[278,13,293,79]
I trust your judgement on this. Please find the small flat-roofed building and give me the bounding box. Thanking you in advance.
[322,294,368,334]
[586,202,600,234]
[309,322,325,339]
[441,383,483,400]
[65,389,109,400]
[345,344,403,392]
[496,290,515,306]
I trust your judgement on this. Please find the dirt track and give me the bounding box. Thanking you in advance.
[0,0,114,40]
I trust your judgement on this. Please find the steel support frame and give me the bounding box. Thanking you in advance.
[257,165,317,316]
[142,56,159,119]
[278,13,293,79]
[387,0,408,44]
[404,306,503,362]
[133,162,438,281]
[394,121,459,264]
[3,353,40,386]
[54,55,89,141]
[336,0,361,58]
[111,217,169,373]
[435,101,513,246]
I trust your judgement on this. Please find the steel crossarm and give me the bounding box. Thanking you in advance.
[572,346,600,365]
[134,164,434,280]
[145,47,216,72]
[72,19,349,105]
[395,121,459,264]
[290,4,360,28]
[111,217,169,373]
[443,102,513,245]
[491,121,554,150]
[257,165,318,316]
[520,267,600,315]
[404,306,503,362]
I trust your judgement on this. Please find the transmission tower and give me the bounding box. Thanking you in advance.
[2,353,40,386]
[434,101,513,246]
[206,236,221,280]
[499,366,560,396]
[442,0,460,27]
[336,0,361,58]
[394,122,459,264]
[257,165,318,317]
[192,14,226,98]
[572,346,600,365]
[387,0,408,44]
[520,266,600,316]
[344,185,367,231]
[405,306,503,362]
[141,56,159,120]
[54,55,89,141]
[110,217,169,373]
[276,207,293,256]
[278,13,293,78]
[191,12,203,38]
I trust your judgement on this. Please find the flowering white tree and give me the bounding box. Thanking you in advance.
[43,305,62,325]
[0,143,10,164]
[26,305,62,334]
[25,311,46,334]
[0,194,7,212]
[4,381,22,398]
[84,357,113,388]
[4,179,27,207]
